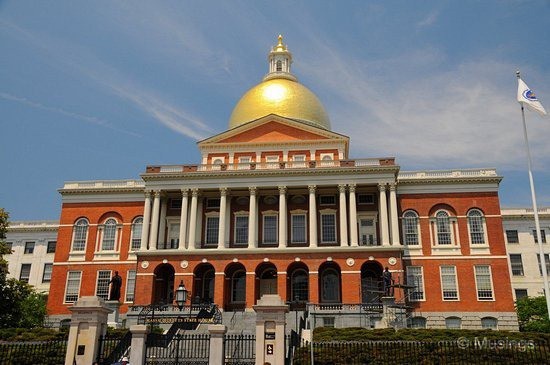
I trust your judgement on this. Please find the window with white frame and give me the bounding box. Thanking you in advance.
[101,218,117,251]
[19,264,31,283]
[64,271,82,303]
[406,266,424,301]
[475,265,494,300]
[536,254,550,276]
[320,153,334,166]
[266,155,279,169]
[435,211,452,245]
[234,215,248,245]
[291,214,307,243]
[509,254,524,276]
[42,263,53,283]
[292,154,306,168]
[467,209,486,244]
[320,212,337,243]
[481,317,498,330]
[24,242,34,254]
[403,211,419,245]
[263,214,278,244]
[238,156,251,169]
[205,216,220,245]
[131,217,143,250]
[72,218,89,251]
[445,316,462,329]
[126,270,136,302]
[95,270,112,300]
[440,266,459,300]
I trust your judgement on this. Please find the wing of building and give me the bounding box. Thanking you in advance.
[46,36,518,331]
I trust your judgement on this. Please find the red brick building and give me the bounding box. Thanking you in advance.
[47,36,518,330]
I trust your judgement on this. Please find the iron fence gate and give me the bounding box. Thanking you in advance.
[224,334,255,365]
[146,333,210,365]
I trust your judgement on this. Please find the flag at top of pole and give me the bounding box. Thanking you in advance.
[517,73,547,116]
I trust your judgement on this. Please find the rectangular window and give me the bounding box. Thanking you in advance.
[320,213,337,243]
[42,263,53,283]
[440,266,458,300]
[515,289,528,300]
[205,216,220,245]
[238,157,251,169]
[207,198,221,209]
[406,266,424,301]
[533,229,547,243]
[20,264,31,283]
[170,199,182,209]
[72,224,87,251]
[506,230,519,244]
[536,253,550,276]
[234,216,248,245]
[319,195,336,205]
[357,194,374,205]
[95,270,112,300]
[65,271,82,303]
[475,265,494,300]
[24,241,35,254]
[322,317,335,328]
[291,214,307,244]
[47,241,56,253]
[509,254,524,276]
[125,270,136,302]
[263,215,278,244]
[266,155,279,168]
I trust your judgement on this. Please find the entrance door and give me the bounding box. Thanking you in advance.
[359,218,377,246]
[153,264,175,305]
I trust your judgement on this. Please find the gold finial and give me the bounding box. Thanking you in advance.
[274,34,286,51]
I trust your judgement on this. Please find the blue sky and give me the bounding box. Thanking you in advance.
[1,0,549,220]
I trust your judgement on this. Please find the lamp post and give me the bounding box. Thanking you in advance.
[175,280,189,313]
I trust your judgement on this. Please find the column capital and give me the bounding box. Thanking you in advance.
[191,188,200,197]
[378,184,387,192]
[278,186,287,195]
[348,184,356,193]
[338,184,347,193]
[249,186,257,196]
[152,190,162,198]
[388,183,397,191]
[144,190,152,198]
[181,189,189,197]
[308,185,316,193]
[220,187,229,196]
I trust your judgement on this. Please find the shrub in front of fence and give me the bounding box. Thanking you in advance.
[0,339,68,365]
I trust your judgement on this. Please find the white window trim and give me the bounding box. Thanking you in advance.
[233,211,249,245]
[357,213,378,246]
[95,270,112,300]
[467,209,489,247]
[204,213,220,246]
[97,218,121,252]
[402,210,421,247]
[440,265,460,301]
[262,210,278,244]
[481,316,499,330]
[129,216,143,252]
[70,218,89,254]
[474,265,495,301]
[165,216,181,248]
[64,271,82,304]
[406,266,426,302]
[319,208,337,244]
[290,212,308,244]
[125,270,137,303]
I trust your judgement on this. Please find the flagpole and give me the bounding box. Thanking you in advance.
[516,70,550,319]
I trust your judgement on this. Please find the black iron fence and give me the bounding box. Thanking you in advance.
[292,340,550,364]
[224,334,255,365]
[146,333,210,365]
[96,331,132,365]
[0,338,68,365]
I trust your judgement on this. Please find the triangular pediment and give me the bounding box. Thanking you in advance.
[199,114,348,146]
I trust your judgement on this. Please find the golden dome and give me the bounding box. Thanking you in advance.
[228,35,331,130]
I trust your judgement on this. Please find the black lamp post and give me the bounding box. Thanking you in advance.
[175,280,188,311]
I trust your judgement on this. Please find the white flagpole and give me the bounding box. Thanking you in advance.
[516,70,550,319]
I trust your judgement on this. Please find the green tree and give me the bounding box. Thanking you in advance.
[0,208,11,280]
[516,296,550,332]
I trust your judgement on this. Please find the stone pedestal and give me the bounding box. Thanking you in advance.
[130,325,149,365]
[65,296,112,365]
[380,296,396,329]
[208,324,227,365]
[105,300,121,328]
[253,294,288,365]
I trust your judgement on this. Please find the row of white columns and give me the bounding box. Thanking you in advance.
[139,183,401,250]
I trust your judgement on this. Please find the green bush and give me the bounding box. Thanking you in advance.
[0,327,65,341]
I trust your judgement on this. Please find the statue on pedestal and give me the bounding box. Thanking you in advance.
[109,271,122,301]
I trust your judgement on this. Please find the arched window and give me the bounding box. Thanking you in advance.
[468,209,485,244]
[101,218,117,251]
[409,316,427,329]
[130,217,143,250]
[291,269,309,302]
[320,268,340,303]
[276,60,283,71]
[436,211,452,244]
[445,316,462,329]
[403,211,419,245]
[481,316,498,330]
[71,218,89,252]
[231,270,246,303]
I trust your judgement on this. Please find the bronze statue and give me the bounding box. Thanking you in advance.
[109,271,122,301]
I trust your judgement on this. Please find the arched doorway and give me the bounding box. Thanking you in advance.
[224,263,247,311]
[153,264,175,305]
[256,262,278,300]
[361,261,383,303]
[193,263,215,304]
[287,262,309,302]
[318,262,341,303]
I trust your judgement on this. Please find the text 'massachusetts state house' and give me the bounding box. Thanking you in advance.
[47,36,518,331]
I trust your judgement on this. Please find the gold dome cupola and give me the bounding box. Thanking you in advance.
[228,35,331,131]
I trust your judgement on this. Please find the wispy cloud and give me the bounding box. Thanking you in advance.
[417,11,439,28]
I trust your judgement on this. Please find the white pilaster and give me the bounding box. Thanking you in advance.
[140,191,152,250]
[389,183,400,245]
[218,188,228,249]
[339,184,348,246]
[308,185,317,247]
[188,189,199,251]
[158,196,167,246]
[148,191,161,250]
[349,184,358,247]
[278,186,287,248]
[378,184,390,246]
[179,189,189,250]
[248,187,257,248]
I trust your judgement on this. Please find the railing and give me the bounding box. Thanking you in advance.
[224,334,255,365]
[146,333,210,365]
[0,338,68,365]
[136,303,221,325]
[307,303,383,313]
[96,331,131,365]
[62,179,144,189]
[399,168,498,180]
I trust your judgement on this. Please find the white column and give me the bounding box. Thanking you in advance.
[308,185,317,247]
[378,184,390,246]
[278,186,287,248]
[339,184,348,246]
[349,184,358,247]
[389,183,400,245]
[248,187,257,248]
[218,188,228,249]
[188,188,199,251]
[148,191,161,250]
[158,196,167,247]
[140,191,152,250]
[179,189,189,250]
